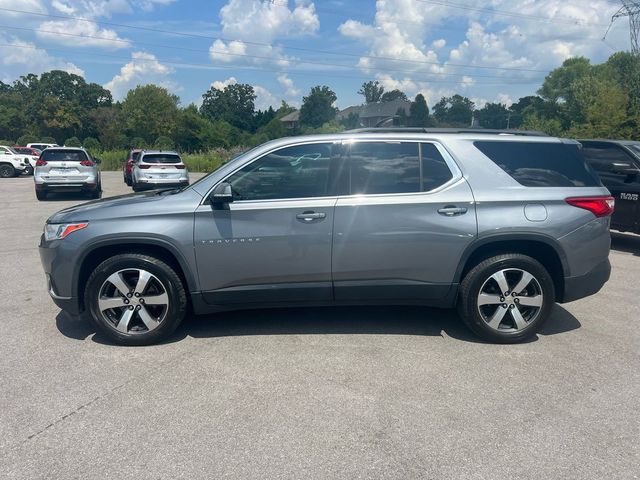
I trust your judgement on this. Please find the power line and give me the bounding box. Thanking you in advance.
[0,42,542,87]
[413,0,611,27]
[0,25,544,81]
[0,6,561,74]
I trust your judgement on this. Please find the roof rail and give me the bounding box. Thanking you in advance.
[345,127,548,136]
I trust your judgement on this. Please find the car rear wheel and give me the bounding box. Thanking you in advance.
[85,254,187,346]
[458,254,555,343]
[0,164,16,178]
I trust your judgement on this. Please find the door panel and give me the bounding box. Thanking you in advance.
[195,199,336,303]
[194,141,338,305]
[332,139,476,302]
[332,180,477,300]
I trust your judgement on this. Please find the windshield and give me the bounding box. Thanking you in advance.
[41,149,88,162]
[13,147,30,154]
[6,147,18,154]
[142,154,181,164]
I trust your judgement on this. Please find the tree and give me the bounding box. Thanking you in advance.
[476,103,510,129]
[200,83,256,131]
[299,86,338,128]
[381,89,408,102]
[433,95,475,126]
[121,85,178,144]
[358,81,384,104]
[409,94,430,127]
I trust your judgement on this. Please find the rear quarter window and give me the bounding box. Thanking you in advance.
[474,141,601,187]
[40,150,88,162]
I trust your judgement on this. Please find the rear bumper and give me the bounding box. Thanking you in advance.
[560,258,611,303]
[35,182,98,191]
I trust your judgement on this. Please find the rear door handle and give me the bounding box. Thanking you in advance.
[296,211,326,222]
[437,206,468,216]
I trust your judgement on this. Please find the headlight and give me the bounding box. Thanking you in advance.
[44,223,88,241]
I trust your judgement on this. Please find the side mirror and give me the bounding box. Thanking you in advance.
[610,161,639,176]
[4,151,10,155]
[94,158,102,165]
[210,182,233,204]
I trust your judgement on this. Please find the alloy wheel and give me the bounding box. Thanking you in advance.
[98,268,169,334]
[476,268,544,332]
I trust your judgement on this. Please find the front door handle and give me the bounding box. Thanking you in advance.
[437,206,468,216]
[296,211,326,222]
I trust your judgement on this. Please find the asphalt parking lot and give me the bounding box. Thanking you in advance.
[1,171,638,479]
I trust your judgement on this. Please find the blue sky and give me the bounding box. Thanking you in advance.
[0,0,632,110]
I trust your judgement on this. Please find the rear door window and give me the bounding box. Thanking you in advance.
[474,141,601,187]
[347,142,453,195]
[40,150,88,162]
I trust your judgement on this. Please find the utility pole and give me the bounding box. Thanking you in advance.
[604,1,640,55]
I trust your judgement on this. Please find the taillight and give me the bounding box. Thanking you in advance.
[175,164,186,169]
[36,159,47,166]
[565,196,615,217]
[80,160,94,166]
[138,164,151,169]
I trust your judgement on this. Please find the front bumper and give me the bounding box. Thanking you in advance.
[560,258,611,303]
[40,235,83,315]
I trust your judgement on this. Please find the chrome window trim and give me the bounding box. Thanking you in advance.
[200,136,462,206]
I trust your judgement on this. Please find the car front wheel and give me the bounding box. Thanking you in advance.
[458,254,555,343]
[85,254,187,346]
[0,164,16,178]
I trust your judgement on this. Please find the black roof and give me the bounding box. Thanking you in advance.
[345,127,548,136]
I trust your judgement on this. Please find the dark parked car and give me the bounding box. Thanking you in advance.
[580,140,640,234]
[123,149,142,186]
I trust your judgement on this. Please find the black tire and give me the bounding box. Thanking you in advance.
[0,163,15,178]
[89,184,102,199]
[35,189,47,200]
[125,176,132,186]
[24,165,34,176]
[457,254,555,344]
[85,254,187,346]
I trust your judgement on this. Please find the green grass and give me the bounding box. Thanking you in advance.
[95,147,245,173]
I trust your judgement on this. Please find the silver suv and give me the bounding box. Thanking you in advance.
[131,150,189,191]
[39,130,612,345]
[34,147,101,200]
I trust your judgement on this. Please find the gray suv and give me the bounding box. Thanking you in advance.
[40,130,613,345]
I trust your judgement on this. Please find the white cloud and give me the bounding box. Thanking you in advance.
[210,0,319,67]
[37,19,129,50]
[277,73,300,99]
[0,34,83,82]
[104,51,177,100]
[338,0,627,105]
[432,39,446,49]
[253,85,279,111]
[210,76,237,90]
[0,0,47,15]
[497,94,514,107]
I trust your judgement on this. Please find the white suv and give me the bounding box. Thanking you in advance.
[0,145,31,178]
[132,150,189,191]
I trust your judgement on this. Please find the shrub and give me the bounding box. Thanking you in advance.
[83,137,101,151]
[154,136,173,150]
[64,136,81,147]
